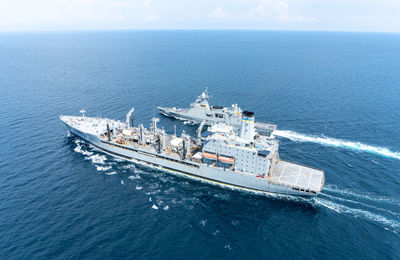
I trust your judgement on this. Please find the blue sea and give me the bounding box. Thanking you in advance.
[1,31,400,259]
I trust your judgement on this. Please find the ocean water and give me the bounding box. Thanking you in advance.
[1,31,400,259]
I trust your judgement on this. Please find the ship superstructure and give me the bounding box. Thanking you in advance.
[60,109,324,196]
[158,88,277,135]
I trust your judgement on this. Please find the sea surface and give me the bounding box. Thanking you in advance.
[1,31,400,259]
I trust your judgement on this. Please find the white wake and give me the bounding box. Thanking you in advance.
[314,197,400,231]
[273,130,400,160]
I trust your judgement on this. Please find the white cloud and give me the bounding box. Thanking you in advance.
[144,0,151,8]
[246,0,315,22]
[208,1,315,24]
[0,0,138,30]
[275,2,290,20]
[274,2,315,22]
[208,6,230,21]
[147,14,160,22]
[0,0,398,32]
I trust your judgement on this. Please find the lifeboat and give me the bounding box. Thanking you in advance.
[202,152,217,160]
[116,139,124,144]
[218,155,235,164]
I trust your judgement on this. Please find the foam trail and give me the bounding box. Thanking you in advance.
[96,166,112,171]
[320,193,400,217]
[314,198,400,231]
[85,154,106,164]
[323,185,400,205]
[273,130,400,160]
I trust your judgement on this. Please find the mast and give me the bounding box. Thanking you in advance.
[106,123,111,141]
[139,124,145,144]
[151,117,159,133]
[79,109,86,118]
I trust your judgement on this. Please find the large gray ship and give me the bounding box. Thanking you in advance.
[60,109,324,196]
[158,88,277,135]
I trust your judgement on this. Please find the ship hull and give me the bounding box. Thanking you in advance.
[63,122,317,197]
[158,107,242,126]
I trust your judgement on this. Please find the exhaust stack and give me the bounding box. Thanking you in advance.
[239,111,255,141]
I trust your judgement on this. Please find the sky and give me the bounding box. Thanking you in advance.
[0,0,399,32]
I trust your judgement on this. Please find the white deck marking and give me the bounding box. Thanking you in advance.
[295,166,302,186]
[278,163,288,182]
[308,171,315,190]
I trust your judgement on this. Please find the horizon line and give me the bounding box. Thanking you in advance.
[0,28,399,34]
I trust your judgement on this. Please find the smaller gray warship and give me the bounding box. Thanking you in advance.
[157,88,277,135]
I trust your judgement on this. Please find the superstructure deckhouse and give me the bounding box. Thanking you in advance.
[60,109,324,196]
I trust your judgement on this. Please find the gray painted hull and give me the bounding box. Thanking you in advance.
[159,108,242,126]
[64,122,316,197]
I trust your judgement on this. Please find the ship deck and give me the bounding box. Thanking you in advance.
[60,115,123,135]
[269,160,324,192]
